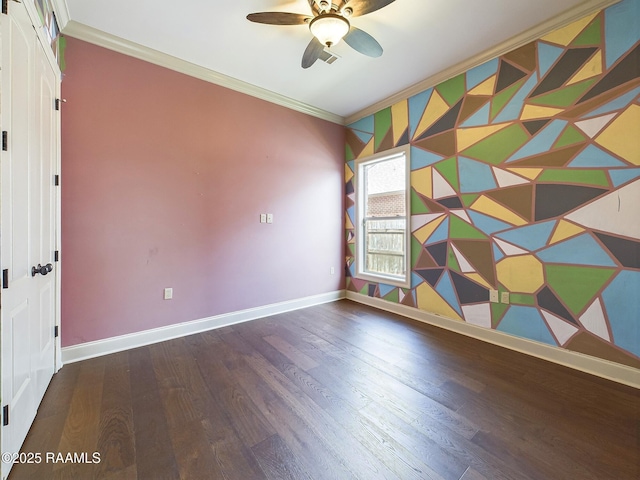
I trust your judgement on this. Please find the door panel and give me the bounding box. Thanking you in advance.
[5,4,31,281]
[1,2,58,478]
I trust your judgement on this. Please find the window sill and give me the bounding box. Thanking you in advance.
[355,272,410,289]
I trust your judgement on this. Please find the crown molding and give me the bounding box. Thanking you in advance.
[345,0,621,125]
[50,0,71,30]
[61,21,345,125]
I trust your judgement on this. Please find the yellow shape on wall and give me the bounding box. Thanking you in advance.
[465,273,493,290]
[496,255,545,293]
[549,220,585,245]
[457,122,510,151]
[567,50,602,85]
[520,104,564,120]
[506,168,543,180]
[470,196,528,226]
[541,12,599,46]
[345,214,354,230]
[391,100,409,146]
[416,283,463,321]
[468,75,496,96]
[413,216,446,244]
[345,163,354,183]
[411,166,433,198]
[594,105,640,165]
[359,137,375,158]
[413,90,450,139]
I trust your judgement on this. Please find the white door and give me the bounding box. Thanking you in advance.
[1,2,58,478]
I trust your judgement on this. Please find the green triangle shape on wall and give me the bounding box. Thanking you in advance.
[345,143,355,162]
[490,79,526,121]
[449,215,487,239]
[528,79,597,108]
[434,157,460,192]
[461,194,480,207]
[491,303,509,328]
[411,236,422,269]
[359,283,370,295]
[384,288,399,303]
[411,189,430,214]
[436,73,466,106]
[59,36,68,72]
[554,125,586,148]
[461,124,530,165]
[572,17,602,46]
[374,107,392,151]
[448,245,461,272]
[545,264,616,315]
[537,169,609,188]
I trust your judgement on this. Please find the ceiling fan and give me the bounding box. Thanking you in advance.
[247,0,396,68]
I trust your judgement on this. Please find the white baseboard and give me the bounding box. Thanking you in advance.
[62,290,345,364]
[346,292,640,389]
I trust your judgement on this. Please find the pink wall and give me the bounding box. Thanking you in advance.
[61,38,345,347]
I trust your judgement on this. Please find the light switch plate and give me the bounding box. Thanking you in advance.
[260,213,266,223]
[489,289,499,303]
[266,213,273,224]
[501,291,510,304]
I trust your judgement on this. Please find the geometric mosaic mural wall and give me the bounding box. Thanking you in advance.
[345,0,640,369]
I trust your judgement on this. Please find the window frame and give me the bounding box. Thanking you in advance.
[354,144,411,289]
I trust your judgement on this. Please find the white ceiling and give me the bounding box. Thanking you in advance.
[58,0,606,122]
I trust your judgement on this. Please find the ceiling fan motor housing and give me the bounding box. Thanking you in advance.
[309,13,350,47]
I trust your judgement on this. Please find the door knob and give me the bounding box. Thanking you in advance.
[31,263,53,277]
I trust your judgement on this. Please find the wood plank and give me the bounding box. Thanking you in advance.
[95,353,135,478]
[129,347,180,480]
[53,357,105,474]
[252,434,313,480]
[263,334,319,371]
[193,337,276,448]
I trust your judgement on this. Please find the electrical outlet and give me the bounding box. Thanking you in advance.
[164,288,173,300]
[260,213,266,223]
[266,213,273,224]
[489,289,499,303]
[501,291,510,304]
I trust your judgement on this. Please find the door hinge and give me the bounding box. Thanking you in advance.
[54,174,60,186]
[2,405,8,426]
[54,250,59,262]
[55,98,60,111]
[2,269,8,289]
[54,326,59,338]
[2,131,7,151]
[2,0,7,16]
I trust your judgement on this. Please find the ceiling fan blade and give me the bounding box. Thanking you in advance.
[246,12,311,25]
[302,37,324,69]
[345,0,396,17]
[343,26,383,57]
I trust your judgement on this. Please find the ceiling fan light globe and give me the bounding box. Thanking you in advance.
[309,13,350,47]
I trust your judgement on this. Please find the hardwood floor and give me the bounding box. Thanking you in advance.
[10,300,640,479]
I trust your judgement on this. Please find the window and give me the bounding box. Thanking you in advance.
[355,145,410,288]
